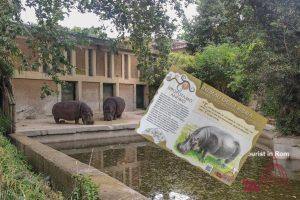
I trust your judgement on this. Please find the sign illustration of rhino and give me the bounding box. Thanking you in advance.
[177,126,240,164]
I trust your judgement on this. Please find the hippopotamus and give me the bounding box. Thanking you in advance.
[52,101,94,125]
[103,96,125,121]
[177,126,240,164]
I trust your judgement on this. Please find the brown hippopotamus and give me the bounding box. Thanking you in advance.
[52,101,94,125]
[103,96,125,121]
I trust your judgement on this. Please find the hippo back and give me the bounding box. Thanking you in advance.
[52,101,81,121]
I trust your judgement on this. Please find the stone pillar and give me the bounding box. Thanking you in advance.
[92,49,96,76]
[128,54,131,79]
[63,50,67,72]
[77,81,82,101]
[115,83,120,96]
[85,49,88,76]
[99,82,103,112]
[144,84,150,107]
[133,84,137,110]
[71,50,76,75]
[125,146,137,163]
[104,52,108,78]
[57,84,62,102]
[111,53,115,78]
[122,54,125,79]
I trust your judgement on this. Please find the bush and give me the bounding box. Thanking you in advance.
[0,113,11,133]
[177,44,251,103]
[71,174,100,200]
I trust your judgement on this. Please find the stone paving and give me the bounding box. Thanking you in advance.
[16,111,145,133]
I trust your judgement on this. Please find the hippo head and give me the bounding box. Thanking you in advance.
[103,102,116,121]
[103,106,114,121]
[81,103,94,125]
[177,135,199,154]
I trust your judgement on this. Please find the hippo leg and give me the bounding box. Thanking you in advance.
[54,117,59,124]
[113,113,117,120]
[224,141,240,164]
[75,118,79,124]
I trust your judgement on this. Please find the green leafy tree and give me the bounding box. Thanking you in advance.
[1,0,190,129]
[182,0,300,135]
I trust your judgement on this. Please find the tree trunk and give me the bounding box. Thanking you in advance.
[1,77,16,134]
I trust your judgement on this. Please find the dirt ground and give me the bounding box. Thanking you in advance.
[16,110,145,132]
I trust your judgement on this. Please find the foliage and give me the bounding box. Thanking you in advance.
[169,44,253,103]
[182,0,300,135]
[168,52,195,70]
[0,133,63,200]
[0,0,23,78]
[71,26,107,40]
[0,113,11,133]
[71,174,100,200]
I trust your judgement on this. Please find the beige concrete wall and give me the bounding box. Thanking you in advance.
[130,56,138,79]
[96,49,105,76]
[114,54,122,78]
[13,79,58,120]
[15,38,39,71]
[81,82,100,113]
[119,84,134,111]
[76,47,86,75]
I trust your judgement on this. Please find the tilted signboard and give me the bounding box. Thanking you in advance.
[136,66,268,185]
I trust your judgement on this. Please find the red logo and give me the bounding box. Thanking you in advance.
[241,152,289,192]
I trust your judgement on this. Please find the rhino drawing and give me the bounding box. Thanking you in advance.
[177,126,240,164]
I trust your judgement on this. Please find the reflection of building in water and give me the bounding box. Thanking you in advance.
[62,141,153,190]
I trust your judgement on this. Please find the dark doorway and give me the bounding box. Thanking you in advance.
[62,81,76,102]
[136,85,145,109]
[103,83,114,101]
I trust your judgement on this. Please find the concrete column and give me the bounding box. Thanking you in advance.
[104,52,108,78]
[85,49,88,76]
[138,70,141,79]
[71,50,76,75]
[63,50,67,73]
[125,146,137,162]
[111,53,115,78]
[38,53,43,73]
[145,84,150,107]
[115,83,120,96]
[57,84,62,102]
[121,54,125,79]
[133,84,136,110]
[92,49,96,76]
[99,82,103,112]
[77,81,82,101]
[128,55,131,79]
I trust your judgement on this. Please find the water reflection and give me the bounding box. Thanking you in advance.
[54,139,300,200]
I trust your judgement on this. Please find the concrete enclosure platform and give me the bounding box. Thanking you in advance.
[10,122,148,200]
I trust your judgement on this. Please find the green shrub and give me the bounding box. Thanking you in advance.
[71,174,100,200]
[0,133,63,200]
[0,112,11,133]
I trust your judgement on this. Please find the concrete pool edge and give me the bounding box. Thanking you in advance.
[20,123,138,137]
[9,133,148,200]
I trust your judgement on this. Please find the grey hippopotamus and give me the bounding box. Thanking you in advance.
[103,96,125,121]
[177,126,240,164]
[52,101,94,125]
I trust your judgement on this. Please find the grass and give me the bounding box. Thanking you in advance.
[71,175,100,200]
[0,132,63,200]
